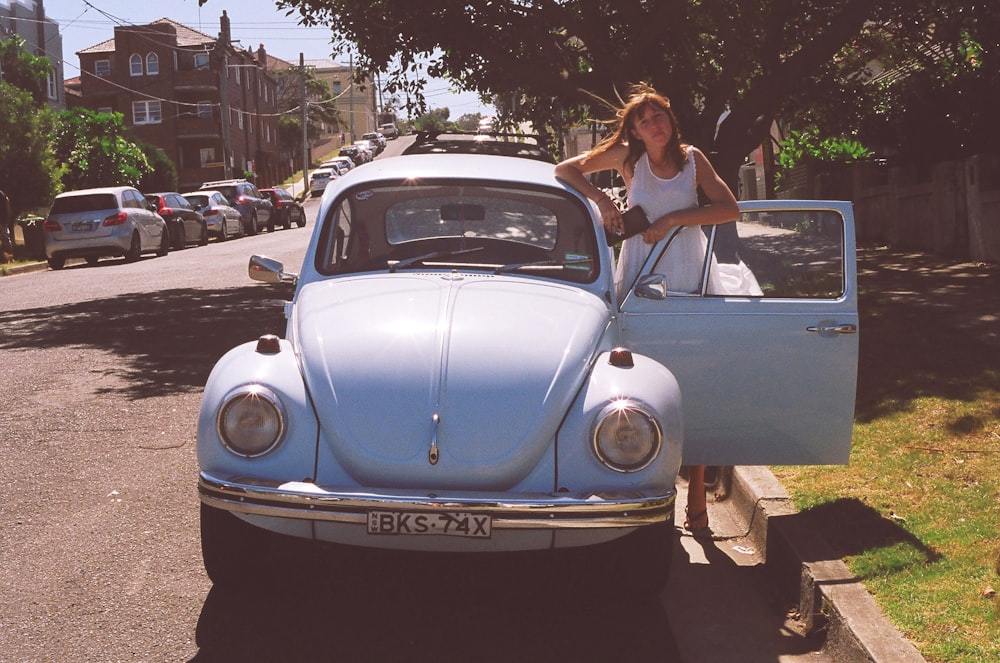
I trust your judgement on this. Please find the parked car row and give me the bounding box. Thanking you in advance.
[42,181,305,270]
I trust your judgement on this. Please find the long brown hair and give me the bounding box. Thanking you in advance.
[583,83,687,175]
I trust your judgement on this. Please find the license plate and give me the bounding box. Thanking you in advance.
[71,221,95,232]
[367,511,492,538]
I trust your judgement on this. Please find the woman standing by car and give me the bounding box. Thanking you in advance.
[555,83,750,535]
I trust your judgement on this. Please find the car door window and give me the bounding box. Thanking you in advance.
[727,210,845,299]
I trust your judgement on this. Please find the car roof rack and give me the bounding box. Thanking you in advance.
[402,130,555,163]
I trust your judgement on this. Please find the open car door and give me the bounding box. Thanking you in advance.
[620,200,858,466]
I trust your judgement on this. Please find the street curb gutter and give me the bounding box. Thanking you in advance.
[731,466,927,663]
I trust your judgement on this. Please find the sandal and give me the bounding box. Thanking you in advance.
[683,507,710,533]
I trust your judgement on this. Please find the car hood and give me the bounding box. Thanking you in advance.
[294,274,612,490]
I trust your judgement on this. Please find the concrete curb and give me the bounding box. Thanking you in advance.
[731,466,927,663]
[2,260,50,276]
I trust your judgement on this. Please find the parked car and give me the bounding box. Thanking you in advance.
[361,132,386,153]
[338,144,367,165]
[352,140,376,161]
[197,147,859,594]
[146,192,208,250]
[260,187,305,230]
[42,186,169,269]
[198,179,272,236]
[182,190,243,241]
[379,123,398,139]
[320,157,353,176]
[308,168,336,198]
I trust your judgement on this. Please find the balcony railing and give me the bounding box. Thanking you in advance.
[176,117,220,139]
[173,69,218,92]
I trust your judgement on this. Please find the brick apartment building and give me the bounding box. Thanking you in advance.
[71,12,286,191]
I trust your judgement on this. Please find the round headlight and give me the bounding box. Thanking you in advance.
[592,399,662,472]
[217,385,286,457]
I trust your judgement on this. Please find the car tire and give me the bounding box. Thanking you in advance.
[85,256,100,266]
[47,256,65,270]
[217,221,228,242]
[200,503,270,588]
[172,223,186,251]
[247,211,258,236]
[615,519,675,595]
[576,518,675,597]
[156,228,170,257]
[296,212,306,228]
[124,232,142,262]
[283,211,291,230]
[199,222,209,246]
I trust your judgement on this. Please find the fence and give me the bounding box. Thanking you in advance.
[771,154,1000,263]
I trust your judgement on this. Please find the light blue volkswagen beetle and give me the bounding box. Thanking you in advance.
[197,145,858,592]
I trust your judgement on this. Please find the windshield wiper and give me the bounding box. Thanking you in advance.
[389,246,485,273]
[494,257,592,275]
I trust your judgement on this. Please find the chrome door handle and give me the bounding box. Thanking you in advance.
[807,323,857,334]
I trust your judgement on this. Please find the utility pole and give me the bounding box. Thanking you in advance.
[300,53,309,199]
[216,11,233,179]
[348,51,354,140]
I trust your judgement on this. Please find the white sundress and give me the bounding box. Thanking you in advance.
[615,147,762,299]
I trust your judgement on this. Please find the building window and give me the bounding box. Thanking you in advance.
[237,110,244,129]
[47,71,58,100]
[132,100,162,125]
[130,54,143,76]
[196,101,212,119]
[194,52,209,70]
[95,60,111,78]
[97,106,113,115]
[235,66,240,85]
[146,53,159,75]
[200,147,216,167]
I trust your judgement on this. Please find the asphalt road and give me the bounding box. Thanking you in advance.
[0,149,831,662]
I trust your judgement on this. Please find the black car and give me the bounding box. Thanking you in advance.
[260,187,305,230]
[198,179,273,236]
[146,192,208,249]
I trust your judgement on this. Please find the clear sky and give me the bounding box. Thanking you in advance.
[45,0,493,119]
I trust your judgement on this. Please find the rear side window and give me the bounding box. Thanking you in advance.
[51,194,118,214]
[185,194,209,207]
[214,186,236,201]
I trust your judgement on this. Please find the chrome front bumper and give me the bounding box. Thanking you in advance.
[199,472,676,530]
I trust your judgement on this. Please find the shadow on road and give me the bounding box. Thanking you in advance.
[190,544,679,663]
[0,284,295,399]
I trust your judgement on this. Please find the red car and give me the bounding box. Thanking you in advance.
[259,187,305,231]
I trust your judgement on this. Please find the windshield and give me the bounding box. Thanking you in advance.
[314,181,599,283]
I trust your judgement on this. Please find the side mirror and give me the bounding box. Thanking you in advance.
[635,274,668,300]
[249,254,298,284]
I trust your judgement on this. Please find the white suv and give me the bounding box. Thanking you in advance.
[42,186,169,269]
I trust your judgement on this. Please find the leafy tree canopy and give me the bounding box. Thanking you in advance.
[0,83,58,218]
[0,35,52,106]
[53,108,153,191]
[206,0,998,182]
